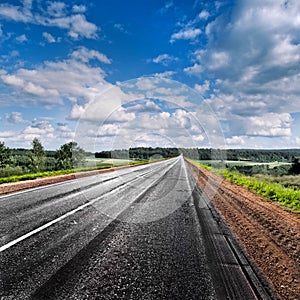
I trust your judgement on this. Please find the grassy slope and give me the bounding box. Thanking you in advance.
[195,161,300,213]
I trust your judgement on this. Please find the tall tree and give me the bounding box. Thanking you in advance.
[0,141,11,168]
[55,142,85,170]
[290,158,300,175]
[29,138,46,172]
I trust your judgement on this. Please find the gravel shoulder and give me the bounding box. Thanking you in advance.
[187,161,300,300]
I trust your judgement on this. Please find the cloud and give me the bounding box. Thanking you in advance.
[246,113,292,137]
[42,32,60,43]
[185,0,300,144]
[226,135,245,146]
[1,74,25,87]
[0,2,32,22]
[159,1,174,14]
[42,14,98,40]
[4,111,25,124]
[72,5,87,13]
[0,131,15,138]
[0,119,77,148]
[23,119,54,135]
[15,34,27,43]
[173,109,191,129]
[47,2,66,18]
[152,70,176,78]
[151,54,178,66]
[170,27,201,43]
[71,78,224,151]
[194,80,210,94]
[126,100,161,113]
[56,122,75,139]
[114,23,128,34]
[0,50,19,65]
[199,10,210,20]
[67,84,138,123]
[184,63,204,76]
[0,1,98,39]
[70,46,111,64]
[0,47,112,107]
[15,120,56,145]
[97,123,120,137]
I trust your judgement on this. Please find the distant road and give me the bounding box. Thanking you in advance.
[0,156,273,299]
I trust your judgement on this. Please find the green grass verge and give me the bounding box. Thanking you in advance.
[0,159,153,184]
[0,164,111,184]
[194,161,300,213]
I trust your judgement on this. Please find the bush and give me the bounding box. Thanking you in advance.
[0,166,24,177]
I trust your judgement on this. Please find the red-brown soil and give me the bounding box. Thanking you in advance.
[188,162,300,300]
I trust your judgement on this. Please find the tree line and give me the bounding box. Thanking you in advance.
[0,138,86,177]
[95,147,300,162]
[95,147,300,175]
[1,143,300,178]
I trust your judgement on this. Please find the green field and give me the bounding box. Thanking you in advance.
[84,157,134,167]
[198,160,291,168]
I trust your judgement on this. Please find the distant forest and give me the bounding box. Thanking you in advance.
[95,147,300,163]
[96,147,300,176]
[2,141,300,178]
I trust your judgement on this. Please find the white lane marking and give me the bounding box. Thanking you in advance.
[0,200,92,253]
[182,156,193,193]
[0,158,178,253]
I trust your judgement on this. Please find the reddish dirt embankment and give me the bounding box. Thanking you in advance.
[188,162,300,300]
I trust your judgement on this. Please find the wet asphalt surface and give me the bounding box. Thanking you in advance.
[0,157,274,299]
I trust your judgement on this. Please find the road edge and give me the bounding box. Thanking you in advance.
[185,158,278,300]
[0,160,164,196]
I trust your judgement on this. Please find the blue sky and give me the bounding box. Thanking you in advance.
[0,0,300,151]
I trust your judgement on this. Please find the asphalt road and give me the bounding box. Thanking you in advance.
[0,156,274,299]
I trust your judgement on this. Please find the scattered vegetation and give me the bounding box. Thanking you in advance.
[55,141,86,170]
[29,138,46,173]
[0,140,161,184]
[289,158,300,175]
[0,139,87,180]
[0,141,11,168]
[195,162,300,213]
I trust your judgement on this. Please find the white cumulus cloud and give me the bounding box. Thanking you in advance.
[42,32,59,43]
[0,1,98,39]
[170,28,201,43]
[151,54,178,66]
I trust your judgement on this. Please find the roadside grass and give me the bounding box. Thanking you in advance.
[253,174,300,190]
[0,159,153,184]
[194,162,300,213]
